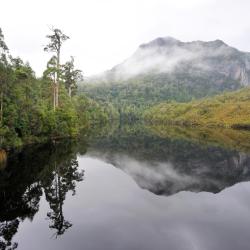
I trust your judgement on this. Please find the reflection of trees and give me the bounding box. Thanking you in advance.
[0,220,19,250]
[0,181,42,249]
[0,139,86,248]
[0,180,42,250]
[42,142,84,237]
[0,145,45,250]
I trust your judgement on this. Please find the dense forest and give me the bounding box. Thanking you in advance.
[81,72,240,122]
[0,28,117,148]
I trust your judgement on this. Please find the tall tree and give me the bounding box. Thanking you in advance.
[62,56,83,98]
[43,56,58,109]
[44,28,69,109]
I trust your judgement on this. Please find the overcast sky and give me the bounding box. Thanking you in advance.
[1,0,250,76]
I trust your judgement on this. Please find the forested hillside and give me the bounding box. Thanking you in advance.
[80,37,250,120]
[144,87,250,129]
[81,72,239,121]
[0,28,115,148]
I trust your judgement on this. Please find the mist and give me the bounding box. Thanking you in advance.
[94,37,246,82]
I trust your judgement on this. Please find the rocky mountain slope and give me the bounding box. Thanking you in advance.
[80,37,250,117]
[103,37,250,86]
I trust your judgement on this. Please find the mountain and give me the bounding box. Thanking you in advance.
[101,36,250,85]
[80,37,250,118]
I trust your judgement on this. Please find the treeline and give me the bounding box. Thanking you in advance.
[0,28,116,148]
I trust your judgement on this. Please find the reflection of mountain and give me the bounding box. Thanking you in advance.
[1,124,250,248]
[0,140,85,248]
[86,125,250,196]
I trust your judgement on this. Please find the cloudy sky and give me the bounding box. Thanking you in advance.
[1,0,250,76]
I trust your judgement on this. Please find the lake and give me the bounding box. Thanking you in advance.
[1,124,250,250]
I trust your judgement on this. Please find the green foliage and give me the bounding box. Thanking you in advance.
[62,56,83,97]
[44,28,69,54]
[80,71,241,121]
[82,72,240,105]
[144,87,250,129]
[0,28,111,149]
[73,94,119,128]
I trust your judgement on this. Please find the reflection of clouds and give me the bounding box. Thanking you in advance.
[12,155,250,250]
[112,155,200,194]
[72,157,250,250]
[85,151,227,195]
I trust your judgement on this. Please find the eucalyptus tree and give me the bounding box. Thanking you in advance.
[44,28,69,109]
[62,56,83,98]
[43,56,58,109]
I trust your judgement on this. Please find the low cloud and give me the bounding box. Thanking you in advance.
[97,37,240,81]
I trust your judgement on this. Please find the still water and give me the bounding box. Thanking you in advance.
[1,125,250,250]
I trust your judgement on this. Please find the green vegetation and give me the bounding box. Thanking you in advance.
[80,37,250,123]
[81,71,240,121]
[1,26,250,150]
[0,28,114,149]
[144,87,250,129]
[74,94,118,127]
[83,72,240,104]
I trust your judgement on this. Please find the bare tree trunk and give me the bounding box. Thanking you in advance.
[68,86,71,98]
[55,48,60,108]
[53,83,56,111]
[54,71,59,109]
[0,90,3,124]
[52,73,56,111]
[56,83,59,107]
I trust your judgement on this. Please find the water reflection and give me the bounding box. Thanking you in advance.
[1,124,250,249]
[0,141,85,248]
[86,124,250,195]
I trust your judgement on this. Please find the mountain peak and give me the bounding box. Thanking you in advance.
[139,36,180,49]
[208,39,227,47]
[139,37,228,50]
[89,36,249,87]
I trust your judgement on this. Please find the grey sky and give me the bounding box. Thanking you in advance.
[1,0,250,76]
